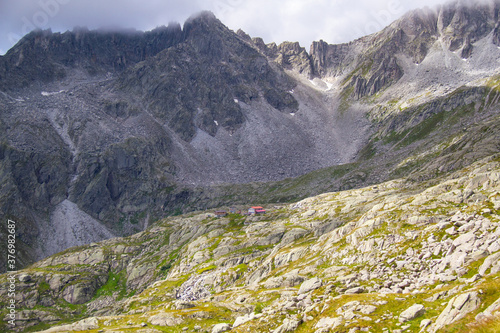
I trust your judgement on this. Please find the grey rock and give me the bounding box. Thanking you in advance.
[344,287,365,294]
[148,313,184,327]
[212,323,231,333]
[18,274,32,283]
[420,319,432,328]
[272,318,301,333]
[430,292,480,332]
[478,252,500,276]
[61,281,97,305]
[298,277,323,294]
[399,304,425,323]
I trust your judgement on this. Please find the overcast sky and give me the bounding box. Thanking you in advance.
[0,0,450,55]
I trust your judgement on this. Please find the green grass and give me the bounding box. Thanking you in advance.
[93,270,129,300]
[197,265,217,274]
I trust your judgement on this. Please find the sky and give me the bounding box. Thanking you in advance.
[0,0,450,56]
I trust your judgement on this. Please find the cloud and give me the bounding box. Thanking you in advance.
[0,0,449,55]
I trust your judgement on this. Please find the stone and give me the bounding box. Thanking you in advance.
[445,226,457,235]
[314,316,344,330]
[399,304,425,322]
[452,232,476,247]
[345,287,365,294]
[212,323,231,333]
[430,292,480,332]
[487,241,500,254]
[420,319,432,328]
[476,295,500,321]
[302,210,316,218]
[72,317,99,331]
[174,301,196,310]
[233,313,255,328]
[61,281,97,305]
[298,277,323,294]
[273,318,301,333]
[478,252,500,276]
[359,305,377,315]
[18,274,32,283]
[148,313,184,327]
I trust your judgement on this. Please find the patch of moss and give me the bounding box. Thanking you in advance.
[197,265,217,274]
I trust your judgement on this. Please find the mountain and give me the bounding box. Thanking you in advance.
[1,152,500,333]
[0,12,369,269]
[1,0,500,331]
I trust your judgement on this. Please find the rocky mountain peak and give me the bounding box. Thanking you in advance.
[307,0,500,99]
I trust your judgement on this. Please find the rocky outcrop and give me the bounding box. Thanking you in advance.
[309,1,500,98]
[2,1,500,299]
[212,323,231,333]
[429,292,481,332]
[1,152,500,332]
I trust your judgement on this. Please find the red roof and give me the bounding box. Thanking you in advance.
[251,206,264,209]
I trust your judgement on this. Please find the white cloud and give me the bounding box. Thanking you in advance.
[0,0,450,53]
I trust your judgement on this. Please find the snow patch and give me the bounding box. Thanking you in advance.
[309,78,332,91]
[41,90,65,96]
[234,98,239,103]
[214,120,219,126]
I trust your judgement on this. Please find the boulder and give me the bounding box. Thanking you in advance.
[233,313,256,328]
[298,277,323,294]
[18,274,32,283]
[35,317,99,333]
[476,295,500,321]
[359,305,377,315]
[302,210,316,218]
[61,281,97,304]
[148,312,184,326]
[72,317,99,331]
[478,252,500,276]
[430,292,480,332]
[399,304,425,322]
[314,317,343,330]
[344,286,365,294]
[174,301,196,310]
[420,319,432,329]
[212,323,231,333]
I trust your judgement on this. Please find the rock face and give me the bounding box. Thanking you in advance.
[309,1,500,99]
[0,11,369,270]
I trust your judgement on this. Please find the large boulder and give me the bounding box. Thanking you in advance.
[212,323,231,333]
[430,292,480,332]
[61,281,97,304]
[399,304,425,322]
[272,318,301,333]
[148,312,184,326]
[298,277,323,294]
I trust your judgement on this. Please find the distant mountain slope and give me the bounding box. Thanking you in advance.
[1,152,500,333]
